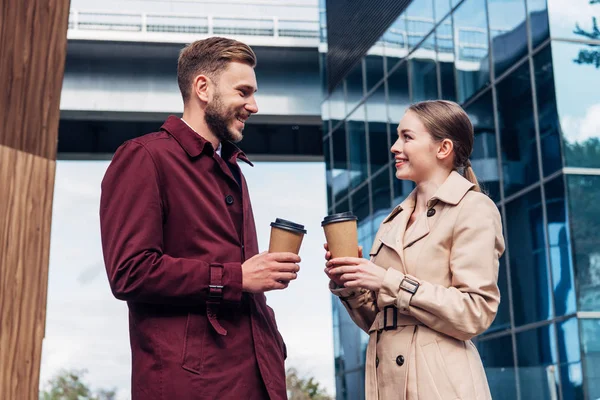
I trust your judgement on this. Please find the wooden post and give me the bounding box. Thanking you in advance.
[0,1,70,398]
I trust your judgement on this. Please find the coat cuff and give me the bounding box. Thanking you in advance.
[222,262,243,303]
[376,267,406,310]
[330,281,370,309]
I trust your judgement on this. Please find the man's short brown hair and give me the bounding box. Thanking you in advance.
[177,37,257,101]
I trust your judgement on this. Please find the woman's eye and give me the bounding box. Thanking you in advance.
[404,134,411,140]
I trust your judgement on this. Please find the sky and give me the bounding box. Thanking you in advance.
[39,160,334,399]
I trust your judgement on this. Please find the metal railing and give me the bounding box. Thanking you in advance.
[68,10,319,39]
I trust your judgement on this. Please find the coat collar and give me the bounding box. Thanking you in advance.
[160,115,253,166]
[382,171,474,223]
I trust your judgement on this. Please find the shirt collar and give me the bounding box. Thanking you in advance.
[160,116,253,166]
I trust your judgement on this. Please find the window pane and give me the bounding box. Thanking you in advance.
[478,335,517,400]
[496,61,539,197]
[330,82,346,126]
[545,176,576,316]
[489,256,511,331]
[366,84,390,172]
[453,0,491,103]
[410,34,439,102]
[434,0,451,22]
[487,0,528,78]
[506,188,552,326]
[371,168,392,229]
[405,0,435,50]
[383,13,409,71]
[527,0,550,49]
[332,125,350,200]
[547,0,600,40]
[566,175,600,311]
[393,178,415,205]
[581,319,600,399]
[346,60,364,113]
[387,61,410,125]
[324,135,333,207]
[436,16,457,101]
[336,198,350,213]
[365,45,386,93]
[551,41,600,169]
[347,106,368,188]
[464,90,501,202]
[533,44,562,176]
[516,324,559,399]
[353,185,372,252]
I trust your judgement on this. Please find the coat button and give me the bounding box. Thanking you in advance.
[396,355,405,366]
[427,208,436,217]
[376,357,379,368]
[225,195,234,205]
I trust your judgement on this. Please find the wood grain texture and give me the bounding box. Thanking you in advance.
[0,145,56,399]
[0,0,70,159]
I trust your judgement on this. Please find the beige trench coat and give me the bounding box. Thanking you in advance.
[332,171,505,400]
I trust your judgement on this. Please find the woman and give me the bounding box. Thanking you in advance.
[325,100,505,400]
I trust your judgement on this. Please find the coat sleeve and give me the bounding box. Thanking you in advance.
[377,193,505,341]
[99,140,242,305]
[330,283,378,333]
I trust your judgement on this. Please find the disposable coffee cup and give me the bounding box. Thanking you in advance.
[321,212,359,258]
[268,218,307,254]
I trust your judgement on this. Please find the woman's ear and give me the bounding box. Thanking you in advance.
[193,74,210,103]
[437,138,454,161]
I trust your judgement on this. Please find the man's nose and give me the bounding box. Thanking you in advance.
[246,96,258,114]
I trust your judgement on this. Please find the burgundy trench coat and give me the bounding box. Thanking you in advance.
[100,116,287,399]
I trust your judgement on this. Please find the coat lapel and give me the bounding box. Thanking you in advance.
[379,192,415,274]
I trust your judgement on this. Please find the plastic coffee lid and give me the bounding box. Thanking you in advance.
[270,218,307,234]
[321,212,358,226]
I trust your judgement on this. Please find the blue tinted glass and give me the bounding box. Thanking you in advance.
[434,0,451,22]
[496,61,539,197]
[405,0,435,50]
[489,256,511,331]
[347,106,368,188]
[527,0,550,49]
[453,0,491,103]
[436,16,457,101]
[534,45,563,176]
[487,0,528,78]
[322,101,330,136]
[464,90,501,202]
[319,52,328,97]
[506,188,553,326]
[560,362,584,400]
[371,168,393,229]
[410,35,438,102]
[353,184,372,240]
[566,175,600,311]
[365,51,385,92]
[516,324,559,399]
[330,81,346,126]
[551,41,600,168]
[346,60,364,113]
[383,13,408,71]
[545,177,576,316]
[332,125,350,200]
[451,0,463,8]
[581,319,600,399]
[387,62,410,125]
[557,318,581,365]
[478,335,517,400]
[366,84,390,172]
[393,178,415,205]
[324,135,333,207]
[336,198,350,213]
[547,0,600,40]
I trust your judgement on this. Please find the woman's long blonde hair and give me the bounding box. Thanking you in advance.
[408,100,481,192]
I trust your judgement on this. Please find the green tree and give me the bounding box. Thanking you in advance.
[286,368,333,400]
[39,369,116,400]
[573,0,600,67]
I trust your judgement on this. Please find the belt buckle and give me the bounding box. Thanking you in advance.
[383,305,397,331]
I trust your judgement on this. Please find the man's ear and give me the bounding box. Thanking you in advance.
[193,74,210,103]
[437,138,454,161]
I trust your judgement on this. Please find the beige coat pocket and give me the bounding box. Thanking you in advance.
[420,340,460,400]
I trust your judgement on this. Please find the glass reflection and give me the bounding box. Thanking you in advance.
[371,167,393,229]
[556,319,583,400]
[516,324,558,399]
[353,185,373,256]
[387,62,410,124]
[347,106,368,188]
[533,45,562,176]
[547,0,600,41]
[410,34,439,102]
[464,90,501,202]
[382,13,408,71]
[453,0,491,103]
[405,0,435,50]
[527,0,550,49]
[478,335,517,400]
[489,256,511,332]
[496,61,539,197]
[346,60,365,114]
[506,188,552,326]
[551,41,600,168]
[324,135,333,207]
[434,0,451,23]
[436,16,457,101]
[581,319,600,399]
[545,177,576,316]
[332,125,350,200]
[487,0,527,78]
[365,41,386,92]
[366,84,390,173]
[566,175,600,311]
[330,81,346,127]
[336,198,350,213]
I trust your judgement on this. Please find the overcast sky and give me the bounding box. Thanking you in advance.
[39,160,334,399]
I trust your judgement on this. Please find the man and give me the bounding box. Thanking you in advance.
[100,37,300,399]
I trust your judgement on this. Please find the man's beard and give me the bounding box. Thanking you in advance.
[204,92,242,143]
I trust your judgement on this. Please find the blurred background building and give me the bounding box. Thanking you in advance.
[320,0,600,399]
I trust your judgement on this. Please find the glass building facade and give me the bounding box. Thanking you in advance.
[320,0,600,399]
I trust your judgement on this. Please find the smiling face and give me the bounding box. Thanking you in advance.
[204,61,258,143]
[391,110,443,183]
